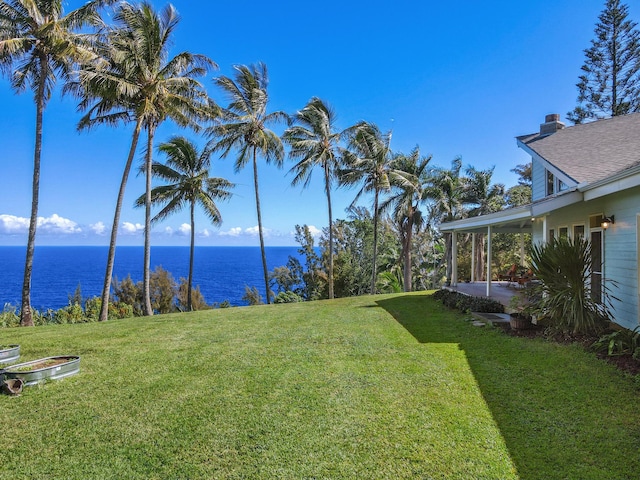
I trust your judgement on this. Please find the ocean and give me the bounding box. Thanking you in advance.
[0,246,301,311]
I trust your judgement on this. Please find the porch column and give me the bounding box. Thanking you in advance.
[452,231,458,286]
[520,232,526,267]
[486,225,493,297]
[471,233,476,282]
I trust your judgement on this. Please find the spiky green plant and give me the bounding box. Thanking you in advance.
[530,236,613,335]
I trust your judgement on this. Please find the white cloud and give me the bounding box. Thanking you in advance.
[307,225,322,238]
[245,226,262,236]
[39,214,81,234]
[0,214,29,234]
[200,228,211,238]
[90,221,106,235]
[0,213,82,235]
[178,223,191,236]
[164,226,174,235]
[121,222,144,235]
[220,227,242,237]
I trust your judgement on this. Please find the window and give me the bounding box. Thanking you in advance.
[589,214,604,229]
[559,227,568,238]
[549,229,555,242]
[558,180,568,192]
[573,225,585,239]
[546,170,555,196]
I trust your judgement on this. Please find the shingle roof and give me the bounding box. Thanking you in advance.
[517,113,640,184]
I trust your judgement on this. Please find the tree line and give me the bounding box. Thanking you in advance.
[1,0,532,326]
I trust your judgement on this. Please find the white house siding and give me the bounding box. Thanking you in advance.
[532,159,546,201]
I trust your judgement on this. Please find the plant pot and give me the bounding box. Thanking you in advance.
[2,356,80,386]
[1,378,23,396]
[0,345,20,364]
[510,313,532,330]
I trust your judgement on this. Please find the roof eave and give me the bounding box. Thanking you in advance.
[579,164,640,201]
[439,205,533,233]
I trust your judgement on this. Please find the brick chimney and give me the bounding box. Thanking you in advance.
[540,113,565,136]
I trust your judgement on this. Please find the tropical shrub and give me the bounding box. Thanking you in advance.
[269,266,298,295]
[51,303,85,324]
[112,275,142,314]
[85,297,134,320]
[376,271,403,293]
[113,267,177,314]
[592,327,640,358]
[0,304,20,328]
[432,289,504,313]
[177,279,210,311]
[149,266,177,314]
[242,286,264,306]
[212,300,231,309]
[274,291,304,304]
[1,299,133,328]
[529,236,612,335]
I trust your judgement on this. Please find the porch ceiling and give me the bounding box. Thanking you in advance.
[439,205,533,234]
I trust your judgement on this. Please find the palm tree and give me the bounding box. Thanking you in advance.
[340,122,393,294]
[282,97,347,299]
[426,157,466,284]
[0,0,111,326]
[463,165,505,281]
[208,62,288,304]
[134,136,233,311]
[381,148,432,292]
[72,1,216,319]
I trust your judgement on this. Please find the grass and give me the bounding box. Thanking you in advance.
[0,292,639,479]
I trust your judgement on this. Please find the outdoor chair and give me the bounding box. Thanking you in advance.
[516,269,536,288]
[498,264,518,284]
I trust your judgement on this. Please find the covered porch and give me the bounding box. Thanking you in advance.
[439,205,534,300]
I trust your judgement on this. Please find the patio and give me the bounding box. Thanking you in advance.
[445,281,525,311]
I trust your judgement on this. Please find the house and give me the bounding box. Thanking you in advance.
[440,113,640,330]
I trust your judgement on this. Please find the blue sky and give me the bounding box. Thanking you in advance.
[0,0,613,246]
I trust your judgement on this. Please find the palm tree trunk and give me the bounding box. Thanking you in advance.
[142,127,154,316]
[188,200,195,311]
[403,216,413,292]
[252,147,271,304]
[325,163,334,299]
[99,120,142,321]
[371,188,379,295]
[20,64,47,327]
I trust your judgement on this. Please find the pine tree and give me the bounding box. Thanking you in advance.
[568,0,640,124]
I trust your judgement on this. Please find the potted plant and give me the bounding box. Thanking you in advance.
[508,295,533,330]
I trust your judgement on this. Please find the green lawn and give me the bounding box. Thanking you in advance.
[1,292,639,479]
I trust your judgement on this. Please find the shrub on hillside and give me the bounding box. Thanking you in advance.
[0,299,135,329]
[274,291,304,304]
[0,304,20,328]
[113,267,178,314]
[176,279,211,311]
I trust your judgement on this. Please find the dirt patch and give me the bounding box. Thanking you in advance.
[597,354,640,376]
[9,357,73,372]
